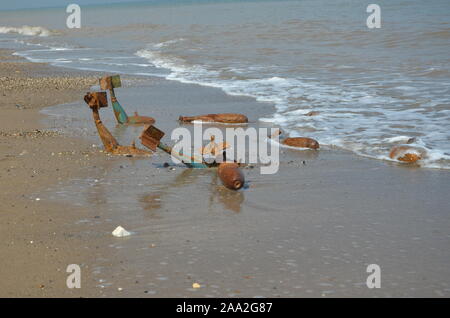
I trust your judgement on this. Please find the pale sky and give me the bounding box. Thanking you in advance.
[0,0,146,11]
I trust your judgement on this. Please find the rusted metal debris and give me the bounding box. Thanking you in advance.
[140,124,214,168]
[83,92,150,156]
[99,75,155,125]
[140,125,245,190]
[200,135,230,156]
[389,145,426,163]
[218,162,245,190]
[271,129,320,150]
[179,113,248,124]
[282,137,319,149]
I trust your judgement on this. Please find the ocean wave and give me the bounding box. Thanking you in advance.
[0,25,52,37]
[135,47,450,169]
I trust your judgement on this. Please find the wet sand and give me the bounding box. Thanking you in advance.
[39,78,450,297]
[1,49,450,297]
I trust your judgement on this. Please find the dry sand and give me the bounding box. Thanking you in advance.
[0,49,107,297]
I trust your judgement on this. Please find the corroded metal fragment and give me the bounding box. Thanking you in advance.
[140,125,217,168]
[99,74,121,90]
[140,125,165,151]
[389,145,426,163]
[179,113,248,124]
[282,137,319,149]
[217,162,245,190]
[83,92,150,156]
[271,129,320,150]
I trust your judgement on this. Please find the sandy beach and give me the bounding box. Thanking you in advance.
[0,49,107,296]
[1,45,449,298]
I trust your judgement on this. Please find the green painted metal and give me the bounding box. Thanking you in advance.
[111,75,122,88]
[110,88,129,124]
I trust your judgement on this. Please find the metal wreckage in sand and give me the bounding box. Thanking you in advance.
[84,75,247,190]
[83,75,425,191]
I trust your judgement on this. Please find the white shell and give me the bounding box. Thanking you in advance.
[112,226,131,237]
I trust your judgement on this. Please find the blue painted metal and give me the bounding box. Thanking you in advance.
[111,99,129,124]
[110,86,129,124]
[157,142,211,168]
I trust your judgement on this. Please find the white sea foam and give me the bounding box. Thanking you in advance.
[11,36,448,169]
[153,38,184,48]
[136,46,450,169]
[0,25,52,37]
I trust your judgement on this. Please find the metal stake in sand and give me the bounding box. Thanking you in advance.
[99,75,155,125]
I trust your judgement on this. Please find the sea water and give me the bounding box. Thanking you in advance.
[1,0,449,169]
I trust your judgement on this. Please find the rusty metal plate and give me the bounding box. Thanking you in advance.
[140,125,165,151]
[99,76,112,90]
[95,91,108,108]
[99,75,121,90]
[84,91,108,108]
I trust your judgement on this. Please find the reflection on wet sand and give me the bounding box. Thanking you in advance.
[283,147,320,161]
[139,166,245,214]
[214,186,244,213]
[86,160,119,206]
[140,192,163,212]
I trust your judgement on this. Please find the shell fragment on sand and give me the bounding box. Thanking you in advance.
[112,226,131,237]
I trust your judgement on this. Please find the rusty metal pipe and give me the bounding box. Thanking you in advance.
[270,129,320,150]
[217,162,245,190]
